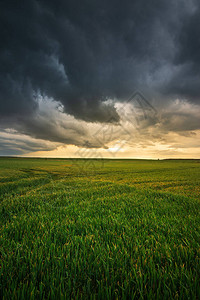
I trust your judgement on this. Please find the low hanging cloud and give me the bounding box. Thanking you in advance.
[0,0,200,156]
[0,95,199,156]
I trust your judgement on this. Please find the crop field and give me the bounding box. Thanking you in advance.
[0,158,200,299]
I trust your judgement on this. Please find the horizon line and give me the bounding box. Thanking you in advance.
[0,156,199,160]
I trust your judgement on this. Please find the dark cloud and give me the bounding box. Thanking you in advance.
[0,0,199,123]
[0,0,200,157]
[161,0,200,102]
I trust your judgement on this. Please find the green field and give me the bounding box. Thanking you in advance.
[0,158,200,299]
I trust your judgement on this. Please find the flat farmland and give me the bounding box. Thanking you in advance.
[0,158,200,299]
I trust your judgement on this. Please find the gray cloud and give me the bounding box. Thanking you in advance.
[0,0,200,156]
[1,0,199,121]
[0,128,59,156]
[0,98,199,156]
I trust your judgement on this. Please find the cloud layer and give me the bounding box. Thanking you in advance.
[0,0,200,156]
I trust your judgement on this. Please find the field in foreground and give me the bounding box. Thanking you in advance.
[0,158,200,299]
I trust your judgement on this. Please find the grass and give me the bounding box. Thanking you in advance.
[0,158,200,299]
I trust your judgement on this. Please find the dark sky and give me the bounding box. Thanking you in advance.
[0,0,200,156]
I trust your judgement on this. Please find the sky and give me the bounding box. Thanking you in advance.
[0,0,200,158]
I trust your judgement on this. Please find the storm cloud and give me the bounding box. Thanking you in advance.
[0,0,200,155]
